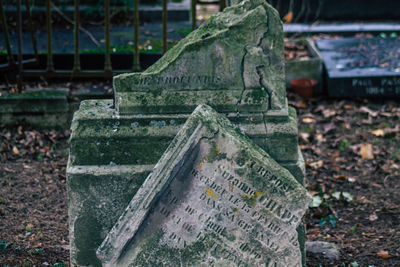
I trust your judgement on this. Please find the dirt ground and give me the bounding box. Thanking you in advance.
[290,93,400,266]
[1,93,400,266]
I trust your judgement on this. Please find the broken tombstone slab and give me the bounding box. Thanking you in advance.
[96,105,311,266]
[113,0,287,115]
[67,0,307,265]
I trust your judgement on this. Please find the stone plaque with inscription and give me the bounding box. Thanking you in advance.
[97,105,311,266]
[316,37,400,98]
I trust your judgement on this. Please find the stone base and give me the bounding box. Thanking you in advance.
[67,163,152,266]
[67,99,307,266]
[0,90,70,129]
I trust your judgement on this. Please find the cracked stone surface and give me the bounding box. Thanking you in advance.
[113,0,286,115]
[67,0,307,265]
[96,105,311,267]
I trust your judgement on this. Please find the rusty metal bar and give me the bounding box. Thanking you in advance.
[0,58,36,72]
[73,0,81,72]
[24,0,38,61]
[219,0,226,11]
[104,0,112,73]
[21,69,115,79]
[17,0,23,92]
[162,0,167,54]
[197,0,219,5]
[191,0,197,30]
[46,0,54,72]
[133,0,140,71]
[0,1,14,65]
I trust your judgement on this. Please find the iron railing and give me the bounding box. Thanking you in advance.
[0,0,226,89]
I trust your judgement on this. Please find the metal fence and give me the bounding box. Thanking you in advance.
[0,0,226,89]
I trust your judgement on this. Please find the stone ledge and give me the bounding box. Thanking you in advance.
[67,162,152,267]
[70,100,299,166]
[0,90,68,113]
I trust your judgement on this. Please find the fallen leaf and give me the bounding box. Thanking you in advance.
[376,250,389,259]
[12,146,19,155]
[323,122,335,134]
[371,129,385,137]
[299,132,310,142]
[25,223,33,232]
[357,196,373,204]
[295,100,308,109]
[322,109,336,118]
[23,164,32,169]
[380,112,392,117]
[371,182,383,188]
[283,11,293,23]
[391,163,399,169]
[4,167,16,173]
[309,160,323,169]
[360,144,374,160]
[310,195,322,208]
[360,106,378,117]
[315,133,324,143]
[334,175,347,180]
[332,191,341,200]
[384,125,400,137]
[308,190,319,196]
[302,116,315,124]
[307,228,320,236]
[332,152,340,158]
[344,105,352,110]
[369,214,378,221]
[347,177,356,183]
[342,192,354,202]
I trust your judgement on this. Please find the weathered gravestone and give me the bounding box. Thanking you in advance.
[316,37,400,98]
[67,0,309,266]
[97,105,311,266]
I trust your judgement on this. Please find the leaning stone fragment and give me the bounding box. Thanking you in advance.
[97,105,311,267]
[113,0,286,115]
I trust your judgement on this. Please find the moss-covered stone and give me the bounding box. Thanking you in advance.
[0,90,68,113]
[69,100,299,166]
[67,163,152,267]
[67,0,309,265]
[113,0,286,115]
[0,90,70,129]
[96,105,311,266]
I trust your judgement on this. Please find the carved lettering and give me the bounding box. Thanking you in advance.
[136,75,222,87]
[239,243,262,259]
[250,161,292,193]
[352,78,373,87]
[159,206,171,218]
[206,219,226,235]
[220,168,256,196]
[185,205,197,215]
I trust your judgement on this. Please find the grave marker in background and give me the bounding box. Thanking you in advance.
[317,37,400,97]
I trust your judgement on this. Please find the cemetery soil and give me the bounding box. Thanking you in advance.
[0,94,399,266]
